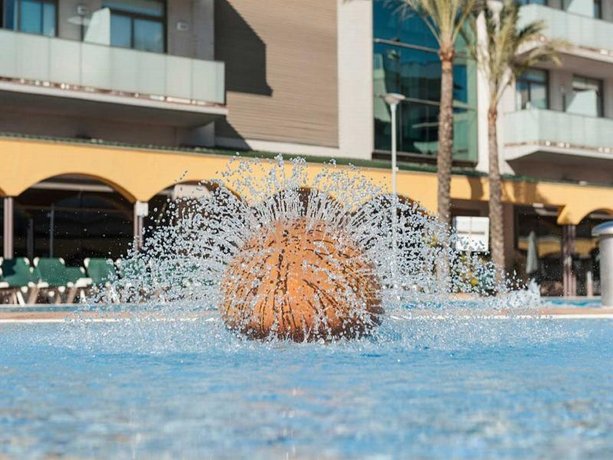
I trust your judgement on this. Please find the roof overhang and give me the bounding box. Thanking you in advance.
[0,81,227,127]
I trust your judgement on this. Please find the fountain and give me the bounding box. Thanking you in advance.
[4,156,611,459]
[220,216,383,341]
[92,156,526,340]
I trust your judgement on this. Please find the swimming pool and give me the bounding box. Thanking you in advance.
[1,317,612,459]
[544,297,603,308]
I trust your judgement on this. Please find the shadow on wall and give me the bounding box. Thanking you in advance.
[215,0,272,96]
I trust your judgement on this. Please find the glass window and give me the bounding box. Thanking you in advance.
[375,100,438,156]
[373,1,438,50]
[593,0,602,19]
[373,3,478,162]
[516,69,549,110]
[19,0,42,34]
[103,0,165,53]
[374,43,441,103]
[374,99,477,161]
[515,0,547,5]
[41,0,53,33]
[3,0,17,29]
[110,14,131,48]
[134,18,163,52]
[104,0,164,16]
[569,75,603,117]
[2,0,56,36]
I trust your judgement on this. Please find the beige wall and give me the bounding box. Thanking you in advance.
[4,137,613,226]
[214,0,339,149]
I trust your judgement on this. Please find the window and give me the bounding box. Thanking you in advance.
[372,4,478,162]
[593,0,602,19]
[2,0,56,36]
[103,0,165,53]
[516,69,549,110]
[569,75,604,117]
[516,0,547,5]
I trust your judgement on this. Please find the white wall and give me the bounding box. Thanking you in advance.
[337,0,373,160]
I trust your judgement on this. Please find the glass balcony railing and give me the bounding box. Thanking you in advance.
[0,29,225,105]
[519,4,613,52]
[503,109,613,153]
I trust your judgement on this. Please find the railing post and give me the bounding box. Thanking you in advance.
[3,197,14,260]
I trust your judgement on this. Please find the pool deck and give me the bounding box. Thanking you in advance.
[1,307,612,324]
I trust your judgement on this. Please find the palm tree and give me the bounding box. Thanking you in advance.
[399,0,479,225]
[477,0,562,281]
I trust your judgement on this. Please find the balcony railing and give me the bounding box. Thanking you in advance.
[503,109,613,153]
[519,4,613,53]
[0,29,225,105]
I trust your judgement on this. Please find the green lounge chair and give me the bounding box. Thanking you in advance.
[65,266,93,303]
[84,258,117,287]
[33,258,92,304]
[0,258,47,304]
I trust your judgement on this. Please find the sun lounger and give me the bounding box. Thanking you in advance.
[84,258,117,287]
[33,258,92,304]
[0,258,48,304]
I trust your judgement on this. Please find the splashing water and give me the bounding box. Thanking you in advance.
[15,157,607,460]
[71,156,550,347]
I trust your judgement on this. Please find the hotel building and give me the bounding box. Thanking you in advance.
[0,0,612,296]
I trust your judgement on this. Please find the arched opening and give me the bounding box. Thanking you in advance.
[257,187,342,215]
[144,181,242,230]
[514,204,564,295]
[12,175,133,265]
[514,206,613,296]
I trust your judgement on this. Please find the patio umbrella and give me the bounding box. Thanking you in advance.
[526,230,539,275]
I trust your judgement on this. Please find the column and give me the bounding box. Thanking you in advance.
[3,197,14,260]
[133,200,149,251]
[562,224,576,297]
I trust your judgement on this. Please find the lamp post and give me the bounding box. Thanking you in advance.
[384,93,406,196]
[384,93,406,297]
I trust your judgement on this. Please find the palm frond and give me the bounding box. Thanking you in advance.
[475,0,565,105]
[400,0,480,49]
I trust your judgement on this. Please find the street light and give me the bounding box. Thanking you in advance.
[383,92,406,297]
[383,92,406,196]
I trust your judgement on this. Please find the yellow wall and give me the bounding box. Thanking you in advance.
[1,137,612,225]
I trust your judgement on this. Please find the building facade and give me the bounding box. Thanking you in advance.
[0,0,612,296]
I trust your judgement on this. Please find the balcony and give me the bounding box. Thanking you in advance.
[519,4,613,56]
[0,29,226,127]
[503,109,613,160]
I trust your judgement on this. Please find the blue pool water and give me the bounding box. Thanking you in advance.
[544,297,602,308]
[1,317,612,459]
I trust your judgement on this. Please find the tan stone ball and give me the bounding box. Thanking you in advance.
[220,218,383,341]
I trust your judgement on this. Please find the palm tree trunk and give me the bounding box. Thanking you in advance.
[435,48,455,290]
[488,107,505,284]
[437,48,455,226]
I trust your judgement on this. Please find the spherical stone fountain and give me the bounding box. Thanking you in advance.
[220,217,383,341]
